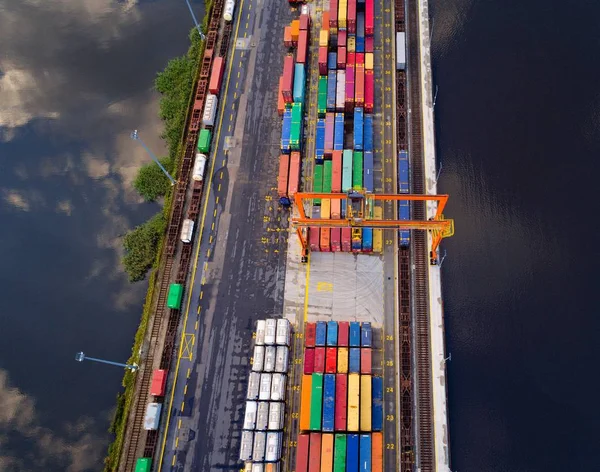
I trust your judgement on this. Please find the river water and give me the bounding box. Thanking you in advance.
[432,0,599,470]
[0,1,199,470]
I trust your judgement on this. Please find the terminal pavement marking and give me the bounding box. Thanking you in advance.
[303,252,311,324]
[156,0,246,468]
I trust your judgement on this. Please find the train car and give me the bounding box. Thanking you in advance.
[326,321,338,346]
[332,150,342,192]
[398,150,410,246]
[310,373,324,431]
[290,103,304,151]
[347,434,359,472]
[360,374,372,431]
[345,64,355,111]
[359,434,372,471]
[316,321,327,346]
[299,374,312,430]
[296,434,310,472]
[364,114,373,152]
[293,65,306,103]
[365,0,374,36]
[334,113,345,151]
[304,347,315,374]
[208,56,225,95]
[143,402,162,430]
[334,434,347,472]
[365,69,374,113]
[150,369,168,397]
[135,458,152,472]
[281,55,294,102]
[323,160,333,193]
[297,30,309,64]
[278,154,290,198]
[288,151,301,197]
[167,283,183,310]
[325,113,335,153]
[322,374,336,432]
[347,374,360,432]
[335,373,348,431]
[336,70,346,111]
[372,375,384,431]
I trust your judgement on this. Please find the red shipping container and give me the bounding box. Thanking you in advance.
[309,227,320,252]
[150,369,167,396]
[320,227,331,252]
[338,322,349,346]
[331,199,341,219]
[338,30,347,47]
[304,348,315,374]
[284,26,293,48]
[348,0,357,33]
[341,227,352,252]
[337,46,347,69]
[288,151,301,196]
[326,347,338,373]
[356,53,365,64]
[365,0,374,36]
[309,433,322,472]
[365,36,374,53]
[335,374,348,431]
[361,348,372,374]
[365,69,374,113]
[298,30,309,64]
[329,0,338,29]
[299,13,310,31]
[347,52,355,66]
[305,322,317,347]
[332,150,342,192]
[331,228,341,251]
[297,434,310,472]
[208,56,225,95]
[277,76,285,115]
[325,113,335,153]
[314,347,326,373]
[355,64,365,106]
[282,55,294,103]
[322,12,330,33]
[345,64,355,110]
[278,154,290,197]
[318,46,328,76]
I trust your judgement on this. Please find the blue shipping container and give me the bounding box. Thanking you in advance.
[357,12,365,38]
[349,348,361,373]
[363,151,373,192]
[281,109,292,153]
[316,119,326,163]
[398,150,410,245]
[326,321,338,346]
[372,376,384,432]
[322,374,336,432]
[359,434,372,472]
[293,63,306,103]
[327,71,337,111]
[346,434,359,472]
[362,228,373,252]
[316,321,327,346]
[334,113,345,151]
[361,322,372,347]
[356,37,365,54]
[364,115,374,152]
[349,322,361,347]
[353,107,364,151]
[328,52,337,70]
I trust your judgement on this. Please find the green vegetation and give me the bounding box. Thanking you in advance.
[133,156,174,202]
[121,213,167,283]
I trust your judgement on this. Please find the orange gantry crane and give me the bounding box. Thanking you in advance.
[291,190,454,264]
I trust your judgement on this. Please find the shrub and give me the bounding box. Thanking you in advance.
[133,156,174,202]
[122,213,167,282]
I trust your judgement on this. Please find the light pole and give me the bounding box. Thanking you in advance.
[184,0,206,40]
[130,129,176,186]
[75,352,138,372]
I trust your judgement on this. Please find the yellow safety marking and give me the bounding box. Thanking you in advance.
[200,291,204,300]
[249,3,252,9]
[172,456,176,466]
[303,252,311,323]
[216,196,219,204]
[204,261,208,271]
[181,401,185,412]
[228,124,232,132]
[195,320,199,330]
[207,248,211,257]
[245,22,248,29]
[233,91,237,99]
[184,384,188,395]
[202,276,206,285]
[209,235,213,243]
[212,222,215,230]
[197,305,201,314]
[222,158,226,165]
[244,32,247,38]
[239,60,243,68]
[230,112,234,121]
[247,12,250,19]
[181,333,195,361]
[317,282,333,292]
[175,437,179,448]
[178,419,182,429]
[218,183,222,191]
[220,171,224,179]
[187,368,191,378]
[240,51,245,58]
[237,71,241,78]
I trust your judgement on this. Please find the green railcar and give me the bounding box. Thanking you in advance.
[313,164,324,205]
[167,283,183,310]
[323,160,333,193]
[197,129,212,153]
[352,150,363,190]
[309,373,323,431]
[317,76,328,117]
[135,458,152,472]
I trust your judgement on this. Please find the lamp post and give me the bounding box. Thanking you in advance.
[75,352,138,372]
[130,129,176,186]
[184,0,206,40]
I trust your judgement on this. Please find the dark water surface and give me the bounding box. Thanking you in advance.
[0,1,200,470]
[432,0,599,470]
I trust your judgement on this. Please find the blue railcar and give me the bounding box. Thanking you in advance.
[322,374,336,432]
[316,119,326,163]
[293,63,306,104]
[281,109,292,153]
[327,71,337,111]
[315,321,327,346]
[328,52,337,70]
[359,434,372,472]
[326,321,338,346]
[334,113,345,151]
[362,228,373,252]
[363,151,373,192]
[353,107,364,151]
[349,322,361,347]
[349,348,361,373]
[361,322,372,347]
[364,115,374,152]
[398,150,410,246]
[346,434,359,472]
[372,376,383,431]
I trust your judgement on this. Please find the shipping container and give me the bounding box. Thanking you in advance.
[313,164,324,205]
[398,150,410,245]
[372,376,383,432]
[362,228,373,252]
[356,12,365,52]
[347,434,359,472]
[300,374,313,430]
[352,151,363,189]
[334,374,348,431]
[300,12,311,31]
[347,0,357,33]
[309,226,320,252]
[356,52,364,64]
[330,150,342,193]
[324,160,333,193]
[331,227,341,251]
[337,46,347,69]
[373,206,383,253]
[330,0,338,29]
[372,432,383,472]
[365,0,374,35]
[396,32,406,69]
[255,320,266,345]
[276,319,291,346]
[364,115,373,152]
[167,283,183,309]
[265,431,282,462]
[259,373,272,400]
[336,322,348,347]
[135,458,151,472]
[342,149,353,191]
[193,152,207,181]
[333,434,346,472]
[353,107,364,150]
[320,29,329,48]
[202,93,218,126]
[291,20,300,43]
[342,227,352,252]
[290,102,303,151]
[319,46,328,76]
[287,151,301,197]
[252,345,265,372]
[318,78,328,118]
[347,34,356,53]
[310,373,324,430]
[256,401,269,430]
[326,321,338,346]
[252,463,263,472]
[239,430,254,461]
[365,52,374,70]
[296,434,310,472]
[297,30,309,64]
[349,322,361,346]
[338,0,347,29]
[275,345,289,373]
[347,373,360,431]
[253,431,267,462]
[293,64,306,103]
[265,464,279,472]
[309,433,322,472]
[345,64,355,110]
[338,29,347,48]
[334,113,344,151]
[325,112,335,152]
[306,322,316,347]
[281,109,292,153]
[365,35,374,52]
[336,347,348,373]
[347,51,355,66]
[247,371,260,400]
[321,433,334,472]
[322,11,330,33]
[265,319,277,345]
[304,348,315,374]
[363,150,374,192]
[359,435,372,471]
[278,154,290,198]
[150,369,167,397]
[327,72,337,112]
[209,56,225,94]
[361,322,372,347]
[355,64,365,107]
[270,373,286,401]
[365,69,374,113]
[316,321,327,346]
[361,347,372,375]
[336,70,346,111]
[322,374,336,432]
[144,402,162,430]
[314,346,326,373]
[284,25,293,48]
[325,347,338,373]
[320,227,331,252]
[328,52,337,70]
[349,347,360,373]
[282,55,294,102]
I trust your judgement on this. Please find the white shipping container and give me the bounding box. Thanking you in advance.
[259,373,272,400]
[239,430,254,461]
[143,402,162,430]
[252,345,265,372]
[264,319,277,345]
[192,153,207,181]
[251,464,264,472]
[244,463,253,472]
[247,372,260,400]
[180,218,195,244]
[256,401,269,431]
[274,346,289,373]
[336,70,346,111]
[253,431,267,462]
[202,94,218,127]
[243,401,258,430]
[275,319,291,346]
[396,32,406,70]
[224,0,236,22]
[264,346,276,372]
[268,402,284,430]
[255,320,266,345]
[265,432,282,462]
[270,373,286,402]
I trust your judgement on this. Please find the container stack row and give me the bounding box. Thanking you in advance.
[240,319,292,467]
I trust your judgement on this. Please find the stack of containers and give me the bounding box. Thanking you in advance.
[241,319,292,467]
[297,321,383,472]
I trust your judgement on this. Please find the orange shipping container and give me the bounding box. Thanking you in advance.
[365,52,374,70]
[288,151,301,196]
[321,433,334,472]
[320,227,331,252]
[278,154,290,198]
[300,374,313,431]
[322,12,330,33]
[321,198,331,219]
[355,64,365,106]
[372,432,383,472]
[284,26,293,48]
[331,199,341,219]
[277,76,285,115]
[291,20,300,42]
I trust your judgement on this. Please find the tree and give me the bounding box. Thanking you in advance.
[122,213,166,282]
[133,157,174,202]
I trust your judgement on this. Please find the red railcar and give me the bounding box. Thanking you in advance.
[319,46,328,75]
[337,46,347,69]
[355,63,365,107]
[345,64,355,111]
[150,369,168,397]
[347,0,357,33]
[288,151,301,196]
[365,0,374,36]
[297,30,309,64]
[296,434,310,472]
[309,433,322,472]
[331,150,342,192]
[277,76,285,115]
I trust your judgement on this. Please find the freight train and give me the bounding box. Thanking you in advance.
[398,150,410,246]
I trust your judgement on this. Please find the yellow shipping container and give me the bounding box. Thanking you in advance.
[321,198,331,219]
[320,29,329,48]
[321,433,334,472]
[299,374,312,431]
[291,20,300,42]
[337,347,349,373]
[373,206,383,253]
[338,0,347,29]
[347,35,356,53]
[360,374,372,431]
[347,373,360,432]
[365,52,374,70]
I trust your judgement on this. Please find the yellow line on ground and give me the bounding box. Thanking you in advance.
[207,248,211,257]
[222,158,226,165]
[212,222,215,230]
[195,320,199,330]
[181,401,185,412]
[172,455,176,466]
[213,209,217,217]
[218,183,222,191]
[175,437,179,448]
[216,196,219,204]
[200,291,203,300]
[187,368,191,378]
[209,235,213,243]
[220,171,224,179]
[184,384,188,395]
[178,419,182,429]
[303,252,311,323]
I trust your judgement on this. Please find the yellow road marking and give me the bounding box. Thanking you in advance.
[209,235,213,243]
[303,252,311,323]
[245,22,248,29]
[195,320,199,330]
[197,305,201,314]
[233,91,237,99]
[216,196,219,204]
[212,222,215,230]
[218,183,222,191]
[220,171,224,179]
[175,437,179,448]
[172,456,176,466]
[178,419,182,429]
[207,248,211,257]
[181,401,185,412]
[200,291,203,300]
[213,209,217,217]
[222,158,226,165]
[247,13,250,19]
[187,368,191,378]
[184,384,188,395]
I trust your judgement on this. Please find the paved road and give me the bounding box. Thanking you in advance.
[157,0,295,470]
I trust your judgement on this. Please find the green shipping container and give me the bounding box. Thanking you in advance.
[135,458,152,472]
[333,434,347,472]
[197,129,212,153]
[310,373,324,430]
[323,160,333,193]
[352,151,363,190]
[313,164,324,205]
[318,76,328,117]
[167,283,184,310]
[290,102,303,150]
[342,149,353,192]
